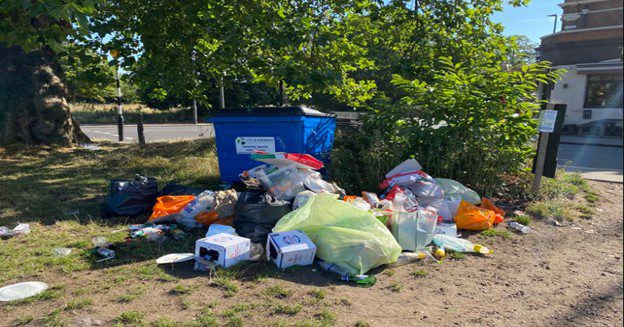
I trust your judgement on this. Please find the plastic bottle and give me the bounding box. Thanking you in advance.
[432,234,493,255]
[318,261,376,286]
[508,221,531,234]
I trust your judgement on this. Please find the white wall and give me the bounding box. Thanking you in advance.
[549,65,623,126]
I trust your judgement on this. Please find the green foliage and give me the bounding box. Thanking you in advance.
[0,0,98,52]
[117,310,145,325]
[526,201,574,221]
[410,269,428,278]
[480,229,512,239]
[388,58,563,193]
[514,214,532,226]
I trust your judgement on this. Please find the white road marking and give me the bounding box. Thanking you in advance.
[84,129,135,140]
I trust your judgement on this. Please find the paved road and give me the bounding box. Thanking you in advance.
[82,124,214,142]
[82,124,623,182]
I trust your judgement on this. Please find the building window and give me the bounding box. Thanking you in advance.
[584,74,623,108]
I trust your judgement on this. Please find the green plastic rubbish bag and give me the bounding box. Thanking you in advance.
[272,193,402,275]
[435,178,481,204]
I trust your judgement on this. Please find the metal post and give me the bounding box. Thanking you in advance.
[115,67,124,141]
[137,113,146,145]
[192,50,198,124]
[548,14,558,33]
[219,76,225,109]
[532,132,550,194]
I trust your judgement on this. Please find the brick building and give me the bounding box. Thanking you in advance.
[537,0,623,135]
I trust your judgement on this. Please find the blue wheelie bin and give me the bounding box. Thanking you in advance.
[209,106,336,182]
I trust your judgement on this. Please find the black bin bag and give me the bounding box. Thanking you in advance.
[233,192,292,243]
[102,175,158,217]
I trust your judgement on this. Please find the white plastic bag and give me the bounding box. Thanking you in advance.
[179,190,215,228]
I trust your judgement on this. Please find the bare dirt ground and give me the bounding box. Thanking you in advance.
[1,181,622,327]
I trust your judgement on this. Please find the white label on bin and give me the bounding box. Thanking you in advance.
[538,110,557,133]
[235,137,276,154]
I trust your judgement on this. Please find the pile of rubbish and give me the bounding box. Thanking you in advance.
[93,152,525,286]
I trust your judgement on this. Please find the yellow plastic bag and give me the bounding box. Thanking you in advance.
[454,200,495,231]
[273,193,401,275]
[148,195,195,221]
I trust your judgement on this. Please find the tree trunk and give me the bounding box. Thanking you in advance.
[0,45,90,146]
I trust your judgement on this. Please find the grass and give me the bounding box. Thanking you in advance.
[265,285,293,299]
[514,214,532,226]
[65,298,93,310]
[576,204,595,219]
[387,282,403,292]
[211,278,240,297]
[117,310,145,325]
[526,201,575,221]
[273,304,303,315]
[448,251,466,260]
[384,269,396,276]
[480,229,512,239]
[116,286,147,303]
[309,288,326,300]
[410,269,428,278]
[71,103,204,124]
[354,321,371,327]
[171,284,195,295]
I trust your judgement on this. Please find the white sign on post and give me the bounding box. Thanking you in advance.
[538,110,558,133]
[235,137,276,154]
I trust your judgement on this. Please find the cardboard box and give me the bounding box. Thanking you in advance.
[266,230,316,269]
[195,233,250,268]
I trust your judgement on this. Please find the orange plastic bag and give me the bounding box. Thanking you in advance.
[480,198,504,224]
[196,211,234,226]
[148,195,195,221]
[454,200,496,230]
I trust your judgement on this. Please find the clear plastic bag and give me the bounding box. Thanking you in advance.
[255,165,305,201]
[435,178,481,205]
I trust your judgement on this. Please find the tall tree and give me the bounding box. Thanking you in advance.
[0,0,96,145]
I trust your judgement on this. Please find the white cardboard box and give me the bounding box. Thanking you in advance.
[195,233,250,268]
[266,230,316,269]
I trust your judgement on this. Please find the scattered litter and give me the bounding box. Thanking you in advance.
[434,222,458,238]
[293,190,316,210]
[508,221,531,234]
[79,143,102,151]
[392,251,437,267]
[273,193,401,275]
[433,234,492,255]
[52,248,72,257]
[156,253,195,264]
[0,281,49,302]
[318,261,376,286]
[195,233,251,268]
[389,210,438,251]
[267,230,316,269]
[92,236,115,261]
[454,200,496,231]
[206,224,236,238]
[0,223,30,238]
[234,192,291,243]
[102,175,159,217]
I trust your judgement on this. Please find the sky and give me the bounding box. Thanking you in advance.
[492,0,562,45]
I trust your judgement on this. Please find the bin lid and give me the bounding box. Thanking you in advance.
[212,106,335,118]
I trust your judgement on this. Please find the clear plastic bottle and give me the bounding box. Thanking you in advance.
[508,221,531,234]
[432,234,493,255]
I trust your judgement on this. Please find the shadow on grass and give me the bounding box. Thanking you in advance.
[0,138,220,226]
